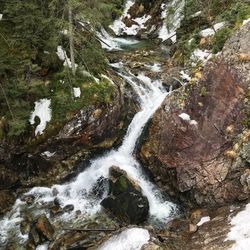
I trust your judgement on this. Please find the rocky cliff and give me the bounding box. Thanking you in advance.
[140,21,250,208]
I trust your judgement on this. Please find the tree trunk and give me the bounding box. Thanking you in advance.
[68,6,76,75]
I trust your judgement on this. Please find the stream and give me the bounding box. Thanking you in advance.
[0,1,179,249]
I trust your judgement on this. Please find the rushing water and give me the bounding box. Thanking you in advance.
[0,66,176,248]
[0,0,179,247]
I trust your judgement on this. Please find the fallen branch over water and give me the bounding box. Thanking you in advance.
[63,228,117,232]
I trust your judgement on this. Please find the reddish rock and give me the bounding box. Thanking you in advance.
[140,22,250,207]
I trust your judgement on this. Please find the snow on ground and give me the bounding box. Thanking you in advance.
[110,0,136,35]
[200,22,225,37]
[98,228,150,250]
[191,11,202,18]
[243,18,250,26]
[180,70,191,82]
[191,49,211,63]
[73,87,81,98]
[41,151,55,158]
[111,14,151,36]
[227,203,250,249]
[29,99,52,136]
[36,242,49,250]
[179,113,198,127]
[101,74,115,85]
[56,46,78,69]
[179,113,190,121]
[197,216,210,226]
[159,0,185,42]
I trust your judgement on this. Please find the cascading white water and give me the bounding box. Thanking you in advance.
[0,68,176,247]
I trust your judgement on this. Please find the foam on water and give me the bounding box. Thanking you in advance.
[0,66,176,247]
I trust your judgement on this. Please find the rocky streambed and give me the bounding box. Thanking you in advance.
[1,1,250,250]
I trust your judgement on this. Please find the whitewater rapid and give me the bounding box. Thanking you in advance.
[0,67,176,247]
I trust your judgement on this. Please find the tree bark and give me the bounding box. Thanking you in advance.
[69,6,76,75]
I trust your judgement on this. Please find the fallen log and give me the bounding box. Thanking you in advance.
[63,228,116,232]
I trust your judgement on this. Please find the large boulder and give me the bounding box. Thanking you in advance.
[27,214,55,248]
[139,22,250,207]
[101,166,149,224]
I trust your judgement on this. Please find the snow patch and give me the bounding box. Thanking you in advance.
[98,228,150,250]
[191,49,211,63]
[190,120,198,126]
[227,203,250,249]
[179,113,190,121]
[41,151,55,158]
[200,22,225,37]
[29,99,52,136]
[197,216,210,226]
[36,242,49,250]
[159,0,185,42]
[191,11,202,18]
[73,87,81,98]
[101,74,115,85]
[56,46,77,69]
[180,70,191,82]
[243,18,250,26]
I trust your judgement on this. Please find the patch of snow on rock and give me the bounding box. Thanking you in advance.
[191,49,211,62]
[190,120,198,126]
[227,203,250,249]
[180,70,191,81]
[200,22,225,37]
[98,228,150,250]
[197,216,210,226]
[29,99,52,136]
[73,87,81,98]
[179,113,191,121]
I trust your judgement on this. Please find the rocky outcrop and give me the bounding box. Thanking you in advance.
[140,22,250,207]
[157,205,242,250]
[101,166,149,224]
[0,71,137,210]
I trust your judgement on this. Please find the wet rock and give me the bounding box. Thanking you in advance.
[0,190,16,215]
[35,214,55,241]
[50,205,63,217]
[91,176,109,198]
[20,220,31,235]
[142,242,162,250]
[63,204,74,213]
[20,194,35,205]
[101,166,149,224]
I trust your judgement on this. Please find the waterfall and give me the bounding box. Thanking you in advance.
[0,67,176,247]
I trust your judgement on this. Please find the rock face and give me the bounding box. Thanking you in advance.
[140,22,250,207]
[101,166,149,224]
[0,71,137,214]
